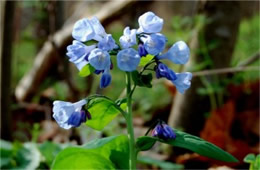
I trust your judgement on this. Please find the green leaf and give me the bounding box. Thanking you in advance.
[136,136,156,151]
[86,98,121,130]
[38,141,62,167]
[138,156,184,170]
[131,71,153,88]
[139,54,154,66]
[78,64,95,77]
[83,135,129,169]
[52,147,115,169]
[244,153,256,163]
[137,129,238,162]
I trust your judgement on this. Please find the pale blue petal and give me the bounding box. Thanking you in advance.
[172,72,192,94]
[117,48,140,71]
[119,27,137,49]
[140,33,166,55]
[138,11,163,34]
[72,18,95,42]
[89,16,107,41]
[98,34,117,51]
[88,48,111,70]
[158,41,190,64]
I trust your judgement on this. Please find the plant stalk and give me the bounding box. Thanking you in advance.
[125,72,137,169]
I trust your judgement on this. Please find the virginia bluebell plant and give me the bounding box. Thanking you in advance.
[52,12,238,169]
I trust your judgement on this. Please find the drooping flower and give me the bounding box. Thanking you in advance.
[157,41,190,64]
[172,72,192,94]
[155,63,177,81]
[72,18,96,42]
[138,43,148,57]
[152,123,176,140]
[119,27,137,49]
[138,11,164,34]
[100,68,112,88]
[66,40,96,70]
[140,33,166,56]
[52,99,88,129]
[117,48,140,72]
[98,34,118,51]
[88,48,111,71]
[89,16,107,41]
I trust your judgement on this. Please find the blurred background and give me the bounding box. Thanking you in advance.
[0,0,259,169]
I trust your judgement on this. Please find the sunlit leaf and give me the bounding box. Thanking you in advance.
[86,98,121,130]
[52,147,115,169]
[83,135,129,169]
[78,64,95,77]
[139,54,154,67]
[136,129,238,162]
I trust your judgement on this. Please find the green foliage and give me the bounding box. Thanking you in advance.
[52,135,129,169]
[136,129,238,162]
[131,71,153,88]
[52,148,116,169]
[79,64,95,77]
[86,97,123,130]
[138,156,184,170]
[38,142,62,167]
[244,153,260,170]
[139,54,154,67]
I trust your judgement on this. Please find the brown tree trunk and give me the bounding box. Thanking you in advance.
[0,1,16,140]
[168,1,241,135]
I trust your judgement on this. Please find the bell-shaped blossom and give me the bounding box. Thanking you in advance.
[98,34,118,51]
[100,68,112,88]
[72,18,96,42]
[88,48,111,70]
[172,72,192,94]
[119,27,137,49]
[140,33,166,56]
[89,16,107,41]
[52,99,87,129]
[152,123,176,140]
[155,63,177,81]
[117,48,140,72]
[138,11,163,34]
[138,44,148,57]
[66,40,96,70]
[157,41,190,64]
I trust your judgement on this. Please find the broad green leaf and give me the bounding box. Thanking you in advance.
[38,141,62,167]
[136,136,156,151]
[83,135,129,169]
[138,156,184,170]
[131,71,153,88]
[139,54,154,66]
[78,64,95,77]
[52,147,115,169]
[86,98,121,130]
[137,129,238,162]
[244,153,255,163]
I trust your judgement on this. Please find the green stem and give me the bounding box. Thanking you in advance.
[125,72,137,169]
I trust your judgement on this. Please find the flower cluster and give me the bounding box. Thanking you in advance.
[66,11,192,93]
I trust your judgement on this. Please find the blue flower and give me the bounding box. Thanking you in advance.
[88,48,111,70]
[66,40,96,70]
[138,44,148,57]
[152,123,176,140]
[117,48,140,72]
[157,41,190,64]
[98,34,118,51]
[119,27,137,49]
[140,33,166,56]
[137,11,163,34]
[100,68,112,88]
[52,99,87,129]
[172,72,192,94]
[155,63,177,81]
[72,18,96,42]
[72,16,107,42]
